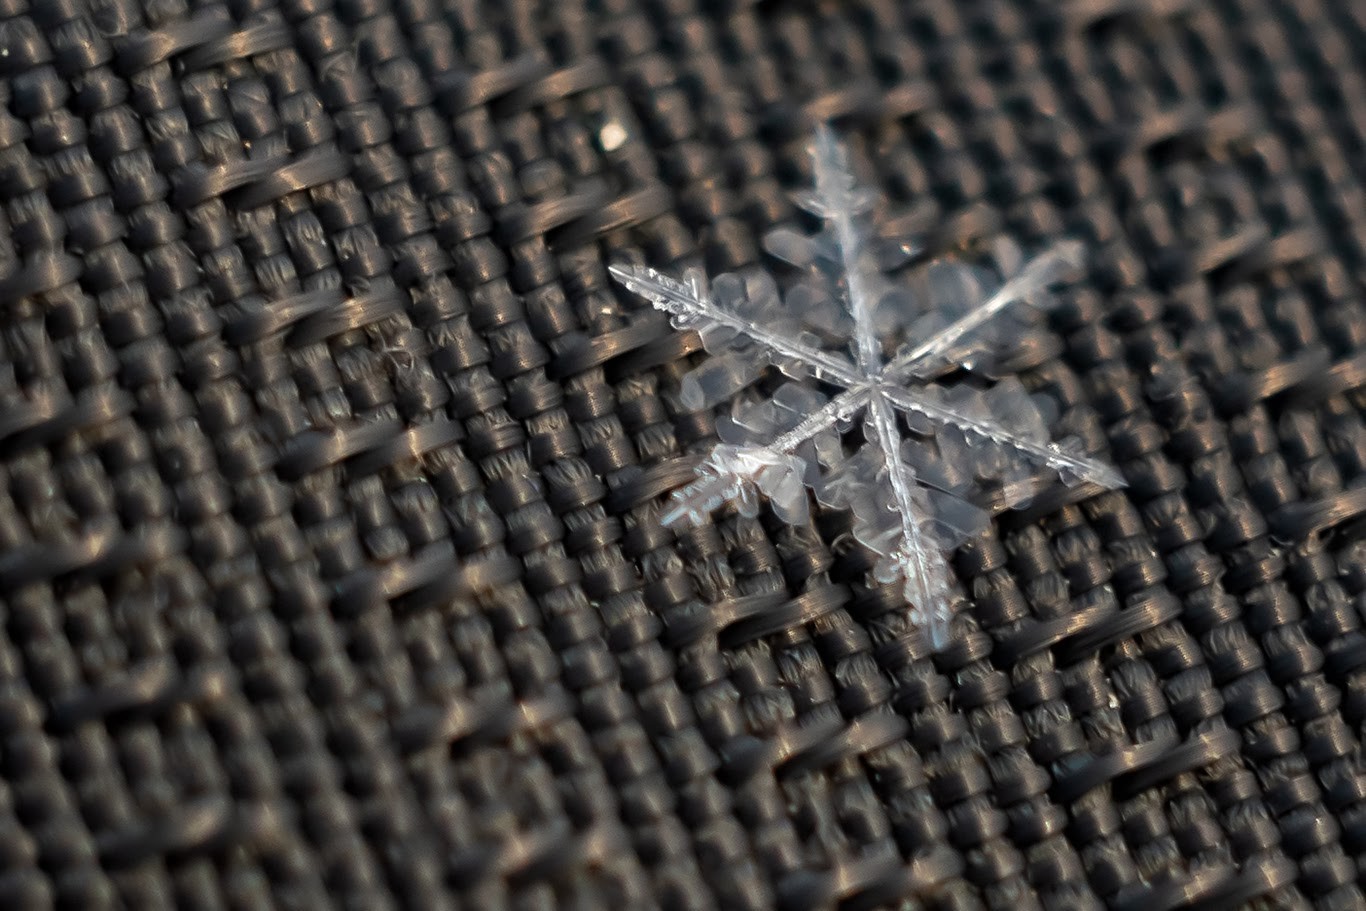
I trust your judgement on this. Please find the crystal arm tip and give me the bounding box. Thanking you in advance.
[607,261,642,282]
[1093,462,1128,490]
[1048,238,1086,268]
[607,262,666,296]
[1050,446,1128,490]
[659,476,728,528]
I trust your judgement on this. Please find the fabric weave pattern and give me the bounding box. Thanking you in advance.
[0,1,1362,909]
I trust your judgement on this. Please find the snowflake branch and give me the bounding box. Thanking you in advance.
[882,239,1085,381]
[769,386,870,453]
[808,125,882,373]
[659,467,750,527]
[881,386,1126,488]
[866,392,954,650]
[608,264,861,385]
[660,444,809,527]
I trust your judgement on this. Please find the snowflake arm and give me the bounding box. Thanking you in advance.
[881,385,1126,489]
[883,239,1086,381]
[606,263,861,386]
[661,444,810,528]
[866,391,954,649]
[807,124,882,372]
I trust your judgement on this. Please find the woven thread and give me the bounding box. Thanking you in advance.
[0,0,1365,908]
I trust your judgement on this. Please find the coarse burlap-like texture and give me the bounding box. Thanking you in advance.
[2,0,1365,908]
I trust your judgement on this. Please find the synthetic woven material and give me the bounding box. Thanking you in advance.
[0,1,1364,909]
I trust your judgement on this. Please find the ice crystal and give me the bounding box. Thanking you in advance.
[610,127,1124,650]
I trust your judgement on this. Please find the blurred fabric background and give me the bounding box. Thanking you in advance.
[0,1,1364,908]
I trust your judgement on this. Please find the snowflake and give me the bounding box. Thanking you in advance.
[610,127,1124,650]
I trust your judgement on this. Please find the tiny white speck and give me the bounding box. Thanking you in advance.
[599,121,628,152]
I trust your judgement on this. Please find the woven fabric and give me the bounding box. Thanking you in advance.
[1,0,1364,908]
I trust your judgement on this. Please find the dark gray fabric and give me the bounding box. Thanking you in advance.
[0,0,1362,908]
